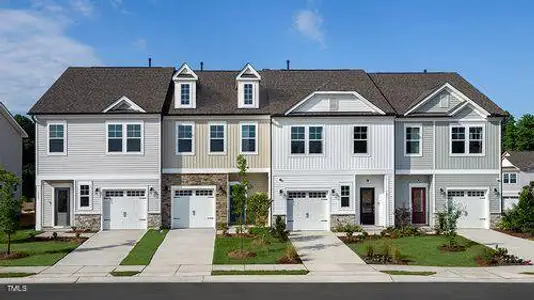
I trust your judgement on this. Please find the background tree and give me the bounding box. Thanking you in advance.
[499,182,534,234]
[0,168,23,254]
[515,114,534,151]
[14,115,35,199]
[501,113,517,151]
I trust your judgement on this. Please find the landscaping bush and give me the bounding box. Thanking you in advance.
[380,226,423,238]
[499,182,534,235]
[270,216,289,242]
[361,241,406,264]
[435,198,464,249]
[277,244,301,264]
[217,222,229,236]
[476,246,531,266]
[394,206,411,228]
[434,212,447,235]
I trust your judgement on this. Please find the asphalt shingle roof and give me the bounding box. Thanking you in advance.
[505,151,534,171]
[29,67,175,114]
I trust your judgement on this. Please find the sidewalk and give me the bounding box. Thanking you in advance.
[458,229,534,262]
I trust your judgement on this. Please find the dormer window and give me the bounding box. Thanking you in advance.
[236,63,261,109]
[173,63,198,109]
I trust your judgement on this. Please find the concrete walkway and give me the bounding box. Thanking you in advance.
[149,229,215,266]
[458,229,534,262]
[55,230,145,266]
[289,231,381,275]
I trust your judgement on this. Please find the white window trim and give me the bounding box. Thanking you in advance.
[339,182,353,210]
[239,121,258,155]
[449,123,485,156]
[404,123,422,157]
[243,83,254,106]
[238,81,259,109]
[105,121,144,155]
[176,121,195,155]
[290,125,306,155]
[179,83,192,107]
[47,121,67,156]
[77,181,92,211]
[353,125,370,156]
[307,125,324,156]
[208,122,227,155]
[503,172,518,184]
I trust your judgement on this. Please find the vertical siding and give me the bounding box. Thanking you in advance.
[272,117,394,171]
[434,174,500,213]
[228,173,268,195]
[435,120,500,169]
[294,94,376,113]
[416,92,462,114]
[37,116,160,176]
[395,121,434,170]
[395,175,432,209]
[42,182,53,227]
[163,118,270,169]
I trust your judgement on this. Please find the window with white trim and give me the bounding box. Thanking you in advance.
[180,83,191,105]
[405,126,421,155]
[447,191,464,197]
[209,124,225,153]
[340,185,350,208]
[291,126,305,154]
[467,191,485,197]
[176,123,194,154]
[503,173,517,184]
[308,126,323,154]
[104,190,124,197]
[241,124,257,153]
[439,93,450,108]
[451,125,484,155]
[353,126,368,154]
[107,123,143,154]
[126,190,145,197]
[48,123,65,154]
[244,83,254,105]
[78,182,91,209]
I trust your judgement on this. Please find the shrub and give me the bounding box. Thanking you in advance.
[476,246,531,266]
[52,231,58,240]
[277,244,301,264]
[75,232,81,239]
[434,212,447,235]
[394,206,411,228]
[380,226,423,238]
[364,243,375,258]
[270,216,289,242]
[435,198,464,247]
[246,192,272,227]
[392,247,403,263]
[71,226,77,232]
[499,182,534,235]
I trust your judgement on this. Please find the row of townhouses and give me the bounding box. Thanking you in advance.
[28,63,507,232]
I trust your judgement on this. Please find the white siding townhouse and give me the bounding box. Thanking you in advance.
[501,151,534,210]
[29,65,507,231]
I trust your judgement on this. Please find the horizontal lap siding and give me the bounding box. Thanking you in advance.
[395,175,431,209]
[395,121,433,170]
[91,178,160,213]
[162,118,270,169]
[434,174,500,213]
[37,117,160,176]
[0,116,23,179]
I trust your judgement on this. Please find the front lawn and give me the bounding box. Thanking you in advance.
[213,233,295,264]
[348,235,490,267]
[0,230,82,266]
[120,229,168,265]
[110,271,140,277]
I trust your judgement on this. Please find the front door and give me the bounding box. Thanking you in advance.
[411,187,426,224]
[54,188,70,227]
[360,188,375,225]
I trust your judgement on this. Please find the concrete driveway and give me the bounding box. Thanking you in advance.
[56,230,145,266]
[149,229,215,266]
[458,229,534,262]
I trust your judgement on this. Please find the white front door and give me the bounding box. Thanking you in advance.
[448,190,487,229]
[172,188,216,229]
[103,190,147,230]
[287,191,328,231]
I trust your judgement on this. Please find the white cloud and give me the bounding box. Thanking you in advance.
[0,9,101,113]
[69,0,95,17]
[293,8,326,48]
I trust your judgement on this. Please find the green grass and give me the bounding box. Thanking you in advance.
[0,230,81,266]
[212,270,309,276]
[120,229,168,265]
[213,234,294,264]
[521,272,534,275]
[109,271,140,277]
[381,270,436,276]
[347,235,490,267]
[0,272,36,278]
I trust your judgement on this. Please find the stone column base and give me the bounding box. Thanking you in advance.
[74,214,101,231]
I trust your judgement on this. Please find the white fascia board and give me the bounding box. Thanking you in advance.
[284,91,386,115]
[173,63,198,80]
[0,102,28,138]
[236,63,261,80]
[102,96,146,113]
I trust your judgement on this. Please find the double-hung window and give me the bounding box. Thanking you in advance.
[78,182,92,210]
[308,126,323,154]
[244,83,254,105]
[340,185,351,208]
[176,123,194,154]
[180,83,191,105]
[48,123,66,154]
[451,125,484,155]
[240,123,257,153]
[291,126,305,154]
[107,123,143,154]
[209,123,225,154]
[405,125,421,155]
[503,173,517,184]
[353,126,368,154]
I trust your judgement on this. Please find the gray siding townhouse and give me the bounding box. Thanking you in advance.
[0,102,28,195]
[501,151,534,210]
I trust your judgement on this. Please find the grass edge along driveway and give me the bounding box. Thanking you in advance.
[213,234,294,264]
[120,229,168,265]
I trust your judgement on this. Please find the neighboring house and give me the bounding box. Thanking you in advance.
[29,67,174,231]
[501,151,534,210]
[29,64,507,231]
[0,102,28,195]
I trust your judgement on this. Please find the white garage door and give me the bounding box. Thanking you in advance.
[448,190,488,229]
[172,188,215,228]
[287,191,328,231]
[103,190,147,230]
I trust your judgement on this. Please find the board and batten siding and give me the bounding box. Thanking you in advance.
[162,118,270,170]
[272,117,395,171]
[0,114,23,197]
[293,93,377,113]
[36,116,161,176]
[395,121,434,170]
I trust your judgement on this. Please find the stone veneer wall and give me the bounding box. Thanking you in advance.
[490,213,501,228]
[148,213,162,228]
[330,214,356,229]
[74,214,101,231]
[161,174,228,228]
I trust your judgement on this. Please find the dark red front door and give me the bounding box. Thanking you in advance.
[411,187,426,224]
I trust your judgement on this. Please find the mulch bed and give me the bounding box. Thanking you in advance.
[228,250,257,260]
[277,256,302,264]
[494,229,534,240]
[0,252,29,260]
[34,237,87,243]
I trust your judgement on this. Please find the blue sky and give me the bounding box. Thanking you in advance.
[0,0,533,117]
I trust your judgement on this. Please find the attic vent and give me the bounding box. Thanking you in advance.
[329,98,339,111]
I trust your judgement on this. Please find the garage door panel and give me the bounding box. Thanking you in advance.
[172,188,215,229]
[103,189,147,230]
[448,190,487,229]
[288,191,328,231]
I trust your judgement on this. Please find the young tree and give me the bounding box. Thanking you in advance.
[232,154,250,251]
[436,198,464,247]
[0,168,23,254]
[247,192,272,245]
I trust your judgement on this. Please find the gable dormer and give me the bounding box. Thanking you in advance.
[236,63,261,109]
[103,96,146,113]
[173,63,198,109]
[285,91,386,115]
